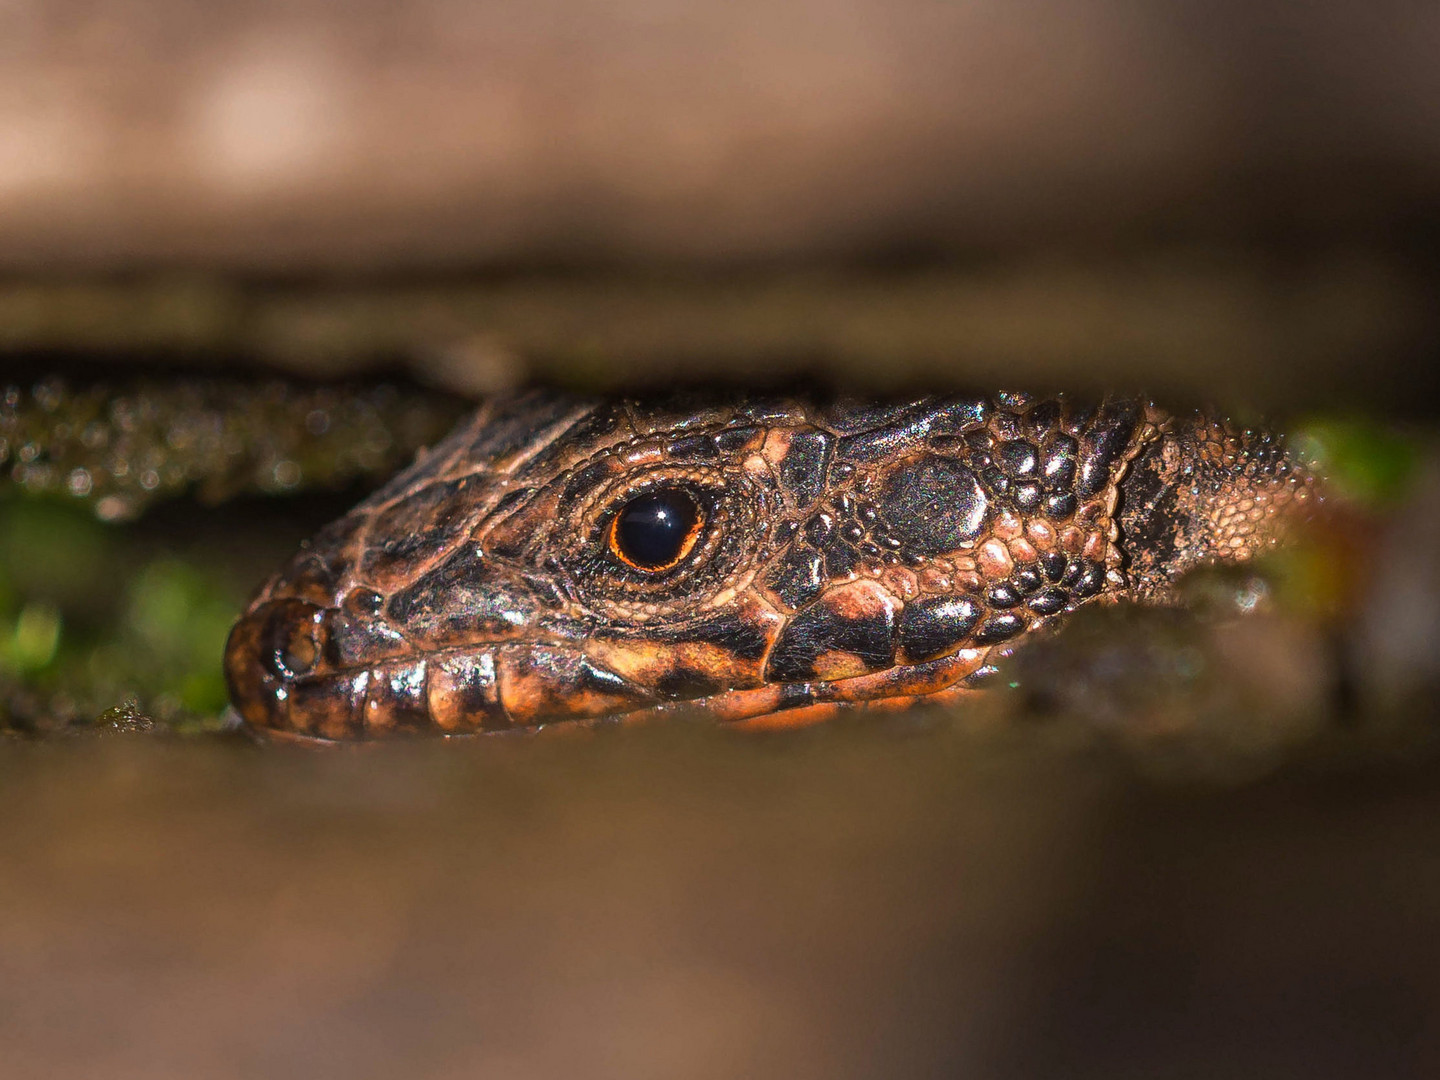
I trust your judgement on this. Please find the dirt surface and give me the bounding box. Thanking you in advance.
[3,727,1440,1080]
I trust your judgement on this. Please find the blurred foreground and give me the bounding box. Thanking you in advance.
[2,727,1439,1079]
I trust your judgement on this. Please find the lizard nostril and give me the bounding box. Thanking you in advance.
[279,626,319,677]
[262,600,327,679]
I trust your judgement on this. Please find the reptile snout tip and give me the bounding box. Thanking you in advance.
[226,591,523,741]
[223,597,330,737]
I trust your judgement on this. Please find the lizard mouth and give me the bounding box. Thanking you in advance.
[225,597,648,740]
[226,594,1000,743]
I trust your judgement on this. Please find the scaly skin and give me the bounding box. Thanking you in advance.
[224,391,1318,742]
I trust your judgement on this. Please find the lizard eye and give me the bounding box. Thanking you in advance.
[608,488,703,572]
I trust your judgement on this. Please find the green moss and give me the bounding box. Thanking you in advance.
[0,601,62,675]
[1292,417,1420,508]
[0,373,466,733]
[0,493,246,733]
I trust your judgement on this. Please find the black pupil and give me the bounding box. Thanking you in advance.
[615,489,699,569]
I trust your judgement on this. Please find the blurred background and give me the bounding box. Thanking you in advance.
[2,0,1439,405]
[2,1,1440,1076]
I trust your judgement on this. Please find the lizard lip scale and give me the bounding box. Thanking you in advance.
[224,391,1319,742]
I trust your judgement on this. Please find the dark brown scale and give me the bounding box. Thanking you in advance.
[1045,492,1078,520]
[898,596,983,662]
[1014,567,1044,594]
[997,440,1038,477]
[1027,588,1069,616]
[225,391,1320,742]
[975,613,1027,645]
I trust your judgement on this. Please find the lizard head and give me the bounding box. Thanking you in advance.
[225,390,1315,742]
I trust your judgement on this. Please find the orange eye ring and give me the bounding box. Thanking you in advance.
[606,488,705,572]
